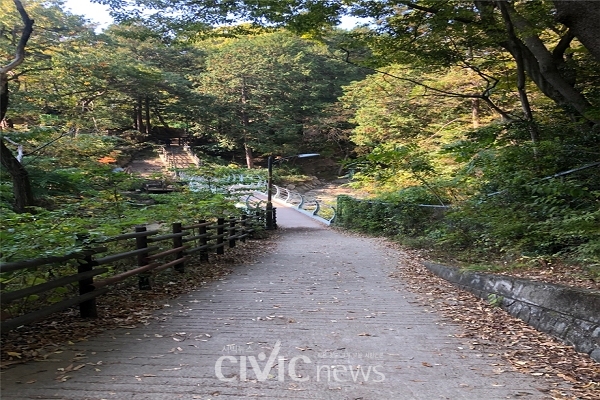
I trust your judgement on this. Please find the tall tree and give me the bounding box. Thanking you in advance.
[345,0,599,125]
[87,23,207,133]
[1,0,35,213]
[196,31,361,168]
[3,11,206,136]
[553,0,600,62]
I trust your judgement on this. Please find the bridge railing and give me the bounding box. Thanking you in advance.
[0,210,266,332]
[157,145,175,169]
[182,144,201,167]
[179,172,267,195]
[172,167,335,226]
[271,184,336,226]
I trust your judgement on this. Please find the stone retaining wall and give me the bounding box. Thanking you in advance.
[424,262,600,363]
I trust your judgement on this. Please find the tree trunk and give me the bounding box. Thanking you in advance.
[500,1,599,124]
[1,74,8,122]
[136,97,144,133]
[244,143,254,169]
[471,98,480,128]
[498,1,540,148]
[1,139,34,213]
[554,1,600,62]
[0,0,35,213]
[240,77,254,169]
[132,105,138,130]
[144,96,151,135]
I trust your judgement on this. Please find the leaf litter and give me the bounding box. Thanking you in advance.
[1,235,276,369]
[384,241,599,400]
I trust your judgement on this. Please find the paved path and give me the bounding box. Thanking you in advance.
[126,143,195,178]
[1,207,552,399]
[166,145,197,170]
[126,157,166,178]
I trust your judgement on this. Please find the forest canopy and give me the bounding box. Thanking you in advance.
[1,0,599,268]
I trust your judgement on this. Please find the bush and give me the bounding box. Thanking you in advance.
[337,121,600,266]
[336,189,446,239]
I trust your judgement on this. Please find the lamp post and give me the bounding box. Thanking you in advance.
[266,155,275,230]
[265,153,319,230]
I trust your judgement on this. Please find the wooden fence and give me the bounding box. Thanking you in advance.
[0,210,266,332]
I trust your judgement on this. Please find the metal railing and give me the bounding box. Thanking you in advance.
[182,144,201,167]
[179,173,267,195]
[270,185,336,226]
[157,149,335,226]
[179,173,335,226]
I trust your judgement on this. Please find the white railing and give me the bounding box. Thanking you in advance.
[270,184,336,225]
[155,148,334,225]
[182,144,201,167]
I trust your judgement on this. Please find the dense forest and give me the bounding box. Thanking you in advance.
[1,0,599,275]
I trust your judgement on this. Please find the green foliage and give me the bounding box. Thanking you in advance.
[487,293,504,308]
[2,1,206,133]
[0,133,240,263]
[193,30,364,161]
[336,192,444,239]
[433,120,600,263]
[0,188,235,263]
[3,0,599,286]
[0,131,246,318]
[339,119,600,267]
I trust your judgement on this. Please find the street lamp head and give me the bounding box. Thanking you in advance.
[295,153,320,158]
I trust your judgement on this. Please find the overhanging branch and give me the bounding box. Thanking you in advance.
[338,47,514,121]
[0,0,34,75]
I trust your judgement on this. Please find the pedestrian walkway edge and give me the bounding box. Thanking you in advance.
[424,262,600,363]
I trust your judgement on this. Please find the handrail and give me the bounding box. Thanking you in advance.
[0,210,266,332]
[245,193,265,210]
[268,184,336,225]
[180,172,267,195]
[155,151,335,226]
[155,147,336,225]
[182,144,201,167]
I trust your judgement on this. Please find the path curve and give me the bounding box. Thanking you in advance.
[1,209,556,399]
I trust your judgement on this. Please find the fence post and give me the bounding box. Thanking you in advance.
[229,216,236,248]
[136,226,151,290]
[76,233,97,318]
[173,222,185,273]
[217,217,225,255]
[240,214,247,243]
[199,219,209,262]
[256,209,262,225]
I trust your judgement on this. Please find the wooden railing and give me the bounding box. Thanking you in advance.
[0,210,266,332]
